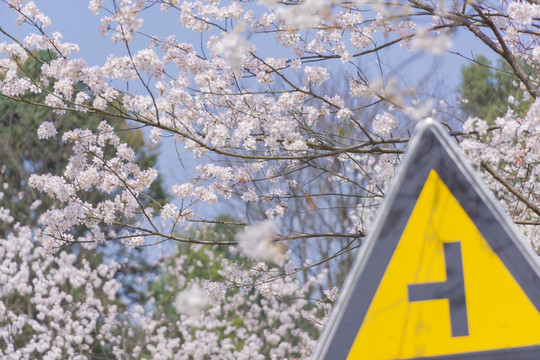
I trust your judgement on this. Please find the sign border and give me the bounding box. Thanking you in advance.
[312,119,540,359]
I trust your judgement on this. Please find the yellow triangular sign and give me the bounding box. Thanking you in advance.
[313,120,540,359]
[349,170,540,359]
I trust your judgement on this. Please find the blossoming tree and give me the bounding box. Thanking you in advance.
[1,221,330,358]
[1,0,540,357]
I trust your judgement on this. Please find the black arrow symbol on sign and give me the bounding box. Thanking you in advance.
[408,241,469,337]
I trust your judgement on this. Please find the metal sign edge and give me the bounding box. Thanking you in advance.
[310,118,438,359]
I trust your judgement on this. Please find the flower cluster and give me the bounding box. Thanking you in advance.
[460,106,540,250]
[0,223,330,359]
[0,225,124,359]
[237,220,284,263]
[144,240,330,359]
[28,121,158,253]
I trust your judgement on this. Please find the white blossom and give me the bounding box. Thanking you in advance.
[173,284,209,316]
[216,31,248,72]
[237,221,284,263]
[372,112,398,135]
[37,121,57,139]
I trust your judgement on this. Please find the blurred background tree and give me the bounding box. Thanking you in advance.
[459,55,531,123]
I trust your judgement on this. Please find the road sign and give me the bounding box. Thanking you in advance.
[313,119,540,359]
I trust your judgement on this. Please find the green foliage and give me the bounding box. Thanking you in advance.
[459,55,531,123]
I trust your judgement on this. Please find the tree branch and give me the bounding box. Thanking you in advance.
[482,161,540,218]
